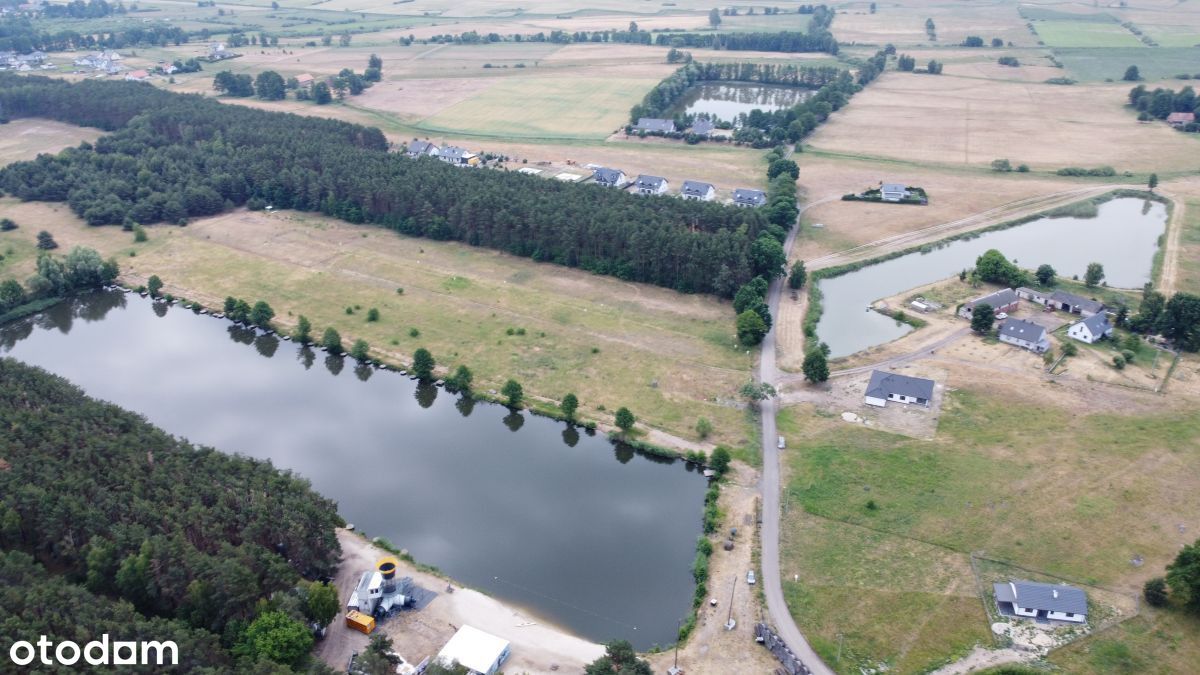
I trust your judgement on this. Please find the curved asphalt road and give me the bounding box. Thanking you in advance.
[757,198,835,675]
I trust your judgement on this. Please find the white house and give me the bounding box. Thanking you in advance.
[437,625,511,675]
[864,370,935,408]
[405,140,439,159]
[993,580,1087,623]
[592,167,628,188]
[999,318,1050,353]
[438,145,479,166]
[680,180,716,202]
[881,183,910,202]
[634,175,669,196]
[733,188,767,208]
[1067,313,1114,344]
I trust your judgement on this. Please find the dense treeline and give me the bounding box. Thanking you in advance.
[0,16,186,52]
[0,244,117,315]
[40,0,123,19]
[1128,84,1200,130]
[0,358,343,665]
[0,75,771,296]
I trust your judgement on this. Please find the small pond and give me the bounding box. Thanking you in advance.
[672,81,814,121]
[0,290,707,649]
[815,197,1168,358]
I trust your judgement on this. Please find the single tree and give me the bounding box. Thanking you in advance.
[321,327,343,354]
[501,379,524,407]
[614,407,635,432]
[560,392,579,419]
[366,307,380,322]
[1085,262,1105,288]
[739,380,777,404]
[802,348,829,383]
[709,446,732,476]
[708,8,721,27]
[0,218,17,231]
[736,309,769,346]
[305,581,340,627]
[1035,264,1056,286]
[295,315,312,343]
[991,158,1012,172]
[36,230,58,250]
[412,347,435,379]
[250,300,275,328]
[1061,341,1078,357]
[696,416,713,439]
[446,364,473,392]
[1123,65,1141,81]
[970,303,996,333]
[350,339,370,362]
[1149,173,1158,191]
[1113,354,1126,369]
[1167,537,1200,613]
[1144,577,1169,607]
[237,611,312,668]
[788,260,807,290]
[147,275,163,297]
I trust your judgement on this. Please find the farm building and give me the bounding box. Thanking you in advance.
[680,180,716,201]
[999,318,1050,353]
[690,118,715,136]
[1067,313,1114,344]
[635,117,676,133]
[295,73,314,86]
[1167,112,1195,128]
[592,167,628,188]
[405,140,439,159]
[438,145,480,167]
[634,175,669,195]
[881,183,910,202]
[437,625,511,675]
[733,188,767,208]
[1018,288,1104,317]
[864,370,935,408]
[124,69,150,82]
[993,580,1087,623]
[958,288,1020,320]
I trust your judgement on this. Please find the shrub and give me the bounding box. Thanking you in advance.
[0,218,16,231]
[1144,577,1169,607]
[1113,354,1126,369]
[366,307,380,322]
[412,347,435,379]
[501,379,523,407]
[696,416,713,439]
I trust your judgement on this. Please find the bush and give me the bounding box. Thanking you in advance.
[366,307,380,322]
[0,218,16,231]
[1121,349,1136,363]
[1113,354,1126,369]
[1144,577,1169,607]
[501,379,523,407]
[412,347,435,379]
[1062,342,1078,357]
[695,416,712,439]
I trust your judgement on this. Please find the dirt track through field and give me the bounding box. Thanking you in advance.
[1157,190,1187,295]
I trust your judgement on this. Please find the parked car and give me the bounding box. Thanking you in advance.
[777,436,786,449]
[747,570,756,585]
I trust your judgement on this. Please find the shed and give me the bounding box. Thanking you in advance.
[437,625,511,675]
[958,288,1020,319]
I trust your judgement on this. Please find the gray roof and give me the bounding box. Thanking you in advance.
[1051,290,1104,314]
[439,145,474,160]
[691,118,715,135]
[881,183,908,193]
[592,167,625,184]
[865,370,934,401]
[994,580,1088,615]
[965,288,1019,310]
[999,318,1046,342]
[635,175,667,190]
[681,180,714,197]
[406,140,436,156]
[1077,312,1112,335]
[636,117,676,133]
[733,188,767,206]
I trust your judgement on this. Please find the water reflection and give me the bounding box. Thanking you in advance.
[673,82,815,121]
[502,410,525,432]
[414,380,438,408]
[455,394,475,417]
[255,333,280,359]
[324,353,344,376]
[562,424,580,448]
[298,345,315,370]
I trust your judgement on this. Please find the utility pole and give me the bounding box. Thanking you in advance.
[726,576,736,624]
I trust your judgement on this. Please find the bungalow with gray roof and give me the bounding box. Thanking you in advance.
[680,180,716,202]
[690,118,715,136]
[958,288,1020,320]
[994,580,1087,623]
[733,188,767,208]
[1049,290,1104,317]
[592,167,628,188]
[405,140,439,159]
[1067,313,1114,344]
[634,175,669,196]
[881,183,910,202]
[864,370,935,408]
[635,117,676,134]
[438,145,479,166]
[999,318,1050,353]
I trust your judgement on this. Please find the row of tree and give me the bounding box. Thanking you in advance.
[0,15,187,53]
[0,244,117,314]
[1128,84,1200,129]
[0,75,774,298]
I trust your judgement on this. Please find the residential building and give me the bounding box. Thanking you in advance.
[592,167,628,188]
[437,625,511,675]
[405,140,439,159]
[634,175,669,195]
[635,117,676,133]
[1067,313,1114,344]
[993,580,1087,623]
[295,73,314,86]
[124,69,150,82]
[1018,287,1104,317]
[438,145,480,166]
[958,288,1020,320]
[680,180,716,201]
[1167,112,1195,128]
[881,183,910,202]
[733,188,767,208]
[690,118,715,136]
[999,318,1050,353]
[864,370,935,407]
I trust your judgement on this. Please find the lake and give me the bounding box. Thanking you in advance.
[673,81,814,121]
[0,290,707,649]
[816,197,1168,358]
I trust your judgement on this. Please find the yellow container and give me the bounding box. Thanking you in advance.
[345,610,375,635]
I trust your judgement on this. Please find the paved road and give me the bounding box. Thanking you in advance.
[757,193,836,675]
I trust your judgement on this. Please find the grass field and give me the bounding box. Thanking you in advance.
[0,119,102,166]
[1053,47,1200,82]
[1048,608,1200,674]
[777,384,1200,672]
[1032,20,1144,49]
[0,201,755,452]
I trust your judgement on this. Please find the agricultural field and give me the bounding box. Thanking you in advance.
[0,119,102,166]
[832,1,1036,47]
[1031,20,1144,49]
[1053,47,1200,82]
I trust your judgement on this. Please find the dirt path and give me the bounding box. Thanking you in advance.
[929,646,1034,675]
[316,529,604,673]
[1157,190,1186,295]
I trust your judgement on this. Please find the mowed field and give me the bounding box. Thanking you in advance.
[0,119,103,165]
[0,200,755,451]
[1031,20,1144,48]
[777,382,1200,674]
[805,71,1200,172]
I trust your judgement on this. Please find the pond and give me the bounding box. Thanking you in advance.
[815,197,1168,358]
[672,81,814,121]
[0,290,707,650]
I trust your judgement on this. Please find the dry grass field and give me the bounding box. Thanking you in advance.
[0,119,103,166]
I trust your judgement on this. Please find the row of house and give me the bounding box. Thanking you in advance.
[404,141,481,166]
[593,168,767,207]
[633,117,721,138]
[960,286,1114,353]
[1,50,51,72]
[73,51,124,75]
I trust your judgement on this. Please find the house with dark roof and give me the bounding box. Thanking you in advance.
[634,175,669,195]
[881,183,910,202]
[438,145,479,166]
[592,167,628,188]
[733,188,767,208]
[999,318,1050,353]
[1017,288,1104,317]
[1167,112,1195,128]
[994,580,1087,623]
[690,118,715,137]
[405,140,439,159]
[958,288,1020,320]
[864,370,935,408]
[635,117,676,134]
[1067,313,1114,344]
[680,180,716,202]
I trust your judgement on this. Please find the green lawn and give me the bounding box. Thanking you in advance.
[1034,21,1144,49]
[1049,608,1200,674]
[1054,47,1200,82]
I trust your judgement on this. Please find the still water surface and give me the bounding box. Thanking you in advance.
[673,81,814,120]
[0,291,706,649]
[816,198,1167,358]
